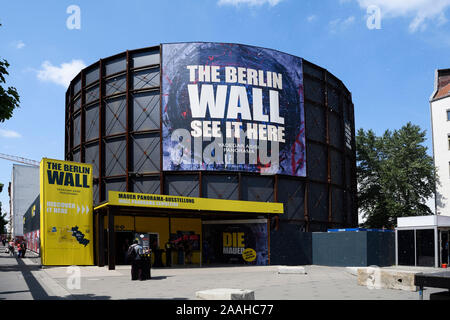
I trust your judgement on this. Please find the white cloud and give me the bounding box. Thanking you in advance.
[37,59,86,88]
[0,129,22,138]
[307,15,317,22]
[218,0,284,7]
[329,16,355,33]
[15,40,25,49]
[355,0,450,32]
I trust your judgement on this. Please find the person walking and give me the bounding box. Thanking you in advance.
[20,241,27,258]
[17,241,22,258]
[127,240,143,280]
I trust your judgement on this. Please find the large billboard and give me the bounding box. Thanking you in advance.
[162,42,306,177]
[39,158,94,265]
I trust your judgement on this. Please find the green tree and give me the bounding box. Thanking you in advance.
[357,122,437,229]
[0,23,20,122]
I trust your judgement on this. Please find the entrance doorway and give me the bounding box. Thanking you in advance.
[115,231,135,265]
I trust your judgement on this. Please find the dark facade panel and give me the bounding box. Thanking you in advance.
[131,91,160,131]
[305,102,326,143]
[132,68,160,90]
[105,96,127,136]
[331,186,344,225]
[85,85,99,105]
[307,142,327,182]
[308,182,328,222]
[303,76,324,105]
[202,174,239,200]
[241,175,274,202]
[277,178,305,221]
[104,136,127,177]
[131,50,160,68]
[105,56,126,76]
[105,75,127,97]
[329,113,343,149]
[85,142,100,178]
[132,176,160,195]
[330,149,343,186]
[165,174,199,197]
[85,104,99,142]
[131,133,160,173]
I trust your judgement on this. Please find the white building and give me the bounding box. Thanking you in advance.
[10,164,40,237]
[430,68,450,216]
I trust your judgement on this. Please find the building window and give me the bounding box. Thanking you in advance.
[448,135,450,150]
[447,110,450,121]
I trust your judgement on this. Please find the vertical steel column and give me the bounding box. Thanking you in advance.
[324,71,332,227]
[125,51,131,192]
[80,70,86,163]
[198,172,203,197]
[107,206,116,270]
[159,44,164,195]
[98,60,105,202]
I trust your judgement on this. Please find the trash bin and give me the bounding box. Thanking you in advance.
[140,253,151,280]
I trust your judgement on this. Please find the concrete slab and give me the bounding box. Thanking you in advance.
[357,267,418,291]
[277,266,307,274]
[196,288,255,300]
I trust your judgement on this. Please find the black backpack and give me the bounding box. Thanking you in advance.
[126,245,137,262]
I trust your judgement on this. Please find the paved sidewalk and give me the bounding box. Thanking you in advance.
[0,245,444,300]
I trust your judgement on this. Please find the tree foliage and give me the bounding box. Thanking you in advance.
[0,23,20,122]
[357,122,437,229]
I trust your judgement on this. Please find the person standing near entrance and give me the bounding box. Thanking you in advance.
[127,240,143,280]
[165,241,172,267]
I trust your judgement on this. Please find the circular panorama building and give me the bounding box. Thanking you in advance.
[65,42,357,267]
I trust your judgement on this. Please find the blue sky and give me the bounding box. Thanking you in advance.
[1,0,449,220]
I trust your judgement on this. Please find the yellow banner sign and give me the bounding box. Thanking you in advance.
[40,158,94,266]
[103,191,283,214]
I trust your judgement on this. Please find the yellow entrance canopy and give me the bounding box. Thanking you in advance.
[95,191,283,215]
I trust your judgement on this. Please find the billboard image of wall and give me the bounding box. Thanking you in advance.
[202,220,268,265]
[162,42,306,177]
[39,158,94,265]
[23,195,41,253]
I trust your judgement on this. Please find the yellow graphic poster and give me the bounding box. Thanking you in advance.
[39,158,94,265]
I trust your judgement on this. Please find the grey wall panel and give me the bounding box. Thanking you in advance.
[105,56,126,76]
[132,50,160,68]
[104,137,127,177]
[73,113,81,147]
[165,175,199,197]
[241,175,274,202]
[313,232,367,266]
[308,182,328,222]
[85,85,99,105]
[131,133,160,173]
[85,142,100,178]
[85,66,99,86]
[85,104,99,141]
[202,174,239,200]
[133,68,160,90]
[105,75,127,96]
[278,178,305,221]
[132,176,160,194]
[132,91,160,131]
[72,148,81,163]
[73,77,81,96]
[73,96,81,113]
[104,178,127,195]
[105,96,127,136]
[306,143,327,182]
